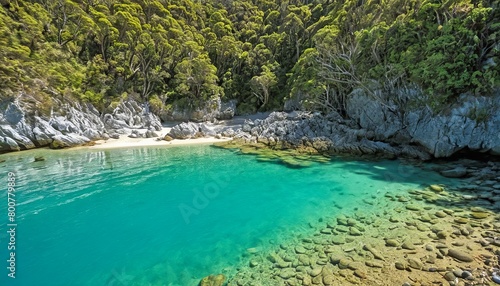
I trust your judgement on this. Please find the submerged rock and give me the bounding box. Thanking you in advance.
[199,274,226,286]
[429,184,444,192]
[440,167,468,178]
[447,248,474,262]
[34,156,45,162]
[470,212,489,219]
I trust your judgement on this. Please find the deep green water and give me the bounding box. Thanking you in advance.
[0,145,455,285]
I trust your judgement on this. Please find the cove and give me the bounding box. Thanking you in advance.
[0,145,458,285]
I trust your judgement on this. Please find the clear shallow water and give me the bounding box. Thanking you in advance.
[0,145,456,285]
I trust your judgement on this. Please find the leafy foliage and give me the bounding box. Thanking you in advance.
[0,0,498,114]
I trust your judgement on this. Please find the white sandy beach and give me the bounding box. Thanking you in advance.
[88,127,231,149]
[85,112,271,150]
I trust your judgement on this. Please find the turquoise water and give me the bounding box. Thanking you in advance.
[0,145,453,285]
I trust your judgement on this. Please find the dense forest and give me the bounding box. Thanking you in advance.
[0,0,498,116]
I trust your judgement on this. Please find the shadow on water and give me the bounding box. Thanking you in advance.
[238,147,500,214]
[333,158,446,186]
[338,155,500,214]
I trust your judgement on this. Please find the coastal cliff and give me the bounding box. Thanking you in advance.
[0,95,162,152]
[346,91,500,158]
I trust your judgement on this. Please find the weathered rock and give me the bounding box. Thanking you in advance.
[338,258,351,269]
[331,236,345,245]
[435,211,447,218]
[144,129,159,138]
[363,244,385,261]
[346,90,500,158]
[50,134,90,148]
[217,100,237,120]
[470,212,489,219]
[401,241,416,250]
[430,185,444,192]
[34,156,45,162]
[33,117,61,145]
[0,97,161,153]
[395,261,406,270]
[249,260,259,268]
[365,261,383,268]
[83,129,103,140]
[454,217,469,224]
[199,123,217,137]
[406,204,421,211]
[279,268,295,279]
[385,239,399,247]
[407,258,422,270]
[168,122,200,139]
[448,248,474,262]
[109,133,120,139]
[295,246,307,254]
[0,124,36,150]
[444,271,456,281]
[103,114,129,129]
[323,274,335,285]
[349,227,362,236]
[336,225,349,233]
[354,269,367,279]
[0,136,20,151]
[309,267,322,277]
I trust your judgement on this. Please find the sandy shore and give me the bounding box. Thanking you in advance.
[84,112,272,150]
[88,127,231,149]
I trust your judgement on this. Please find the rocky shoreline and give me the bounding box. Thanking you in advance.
[199,157,500,286]
[167,93,500,161]
[0,97,165,152]
[3,90,499,161]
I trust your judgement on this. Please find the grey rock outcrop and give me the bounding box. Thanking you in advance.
[0,98,104,151]
[346,90,500,157]
[237,89,500,159]
[244,90,500,159]
[168,122,200,139]
[217,100,237,120]
[167,122,217,140]
[50,134,90,149]
[103,114,130,130]
[0,95,163,152]
[107,101,162,131]
[223,111,432,159]
[33,117,62,145]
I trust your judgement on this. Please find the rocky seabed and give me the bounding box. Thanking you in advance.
[200,160,500,286]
